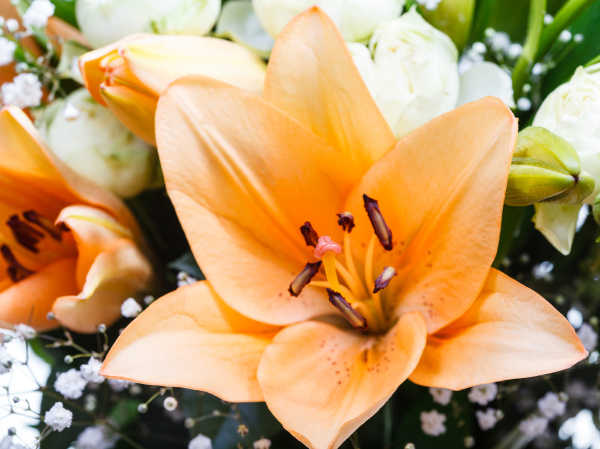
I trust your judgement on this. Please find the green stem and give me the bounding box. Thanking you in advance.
[40,388,96,418]
[512,0,546,99]
[537,0,597,59]
[349,433,360,449]
[383,401,393,449]
[585,54,600,68]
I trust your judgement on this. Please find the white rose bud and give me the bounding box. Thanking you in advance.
[76,0,221,48]
[39,89,158,199]
[532,63,600,254]
[252,0,404,42]
[349,8,459,138]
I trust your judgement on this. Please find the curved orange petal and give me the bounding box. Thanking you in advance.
[156,76,366,325]
[343,97,518,333]
[52,239,153,333]
[263,7,395,165]
[101,281,278,402]
[56,205,134,288]
[257,313,427,449]
[101,84,158,146]
[409,269,587,390]
[0,258,77,331]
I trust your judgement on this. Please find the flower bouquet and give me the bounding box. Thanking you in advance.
[1,0,600,448]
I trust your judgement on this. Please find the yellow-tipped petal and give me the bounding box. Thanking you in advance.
[101,85,158,146]
[410,269,587,390]
[121,35,267,97]
[102,281,278,402]
[257,313,427,449]
[264,7,396,165]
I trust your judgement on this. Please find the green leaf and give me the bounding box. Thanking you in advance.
[49,0,78,28]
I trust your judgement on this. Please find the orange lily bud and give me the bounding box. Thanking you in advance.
[0,106,156,333]
[79,33,267,145]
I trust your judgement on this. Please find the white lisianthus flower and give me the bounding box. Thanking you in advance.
[76,0,221,48]
[532,63,600,255]
[457,62,515,108]
[252,0,404,42]
[349,8,459,138]
[39,88,158,199]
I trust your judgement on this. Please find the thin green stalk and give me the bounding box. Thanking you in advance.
[512,0,547,99]
[349,433,360,449]
[383,401,393,449]
[585,54,600,67]
[537,0,597,59]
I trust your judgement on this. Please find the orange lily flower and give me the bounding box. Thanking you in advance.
[101,8,586,449]
[0,106,154,333]
[79,33,267,145]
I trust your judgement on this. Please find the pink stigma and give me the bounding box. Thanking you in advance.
[313,236,341,259]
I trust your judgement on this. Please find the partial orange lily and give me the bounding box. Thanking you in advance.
[0,106,154,333]
[79,33,267,145]
[101,8,586,449]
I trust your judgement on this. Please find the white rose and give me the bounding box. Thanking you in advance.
[532,64,600,254]
[39,89,158,199]
[252,0,404,42]
[349,8,459,138]
[76,0,221,48]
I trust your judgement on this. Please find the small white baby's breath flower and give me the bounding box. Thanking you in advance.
[22,0,55,29]
[108,378,131,392]
[253,438,271,449]
[15,324,36,340]
[44,402,73,431]
[1,73,43,108]
[468,383,498,406]
[76,424,119,449]
[0,37,16,66]
[188,433,212,449]
[163,396,178,411]
[476,408,498,431]
[5,19,18,33]
[537,392,566,419]
[80,358,105,384]
[177,271,198,288]
[420,410,447,436]
[519,416,548,437]
[54,368,87,399]
[121,298,142,318]
[429,387,452,405]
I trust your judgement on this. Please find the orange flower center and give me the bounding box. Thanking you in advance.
[290,194,396,334]
[1,211,76,283]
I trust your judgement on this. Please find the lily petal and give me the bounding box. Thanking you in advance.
[0,258,77,331]
[257,313,427,449]
[101,281,278,402]
[156,75,365,325]
[263,7,395,165]
[344,97,518,333]
[409,269,587,390]
[52,238,153,333]
[533,203,581,256]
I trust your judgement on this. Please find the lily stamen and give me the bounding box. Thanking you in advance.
[373,266,398,294]
[289,261,322,297]
[326,288,367,330]
[363,194,393,251]
[6,215,44,253]
[24,210,64,241]
[1,245,34,282]
[300,221,319,247]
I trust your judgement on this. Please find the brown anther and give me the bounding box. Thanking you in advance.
[1,245,34,283]
[326,288,367,330]
[24,210,63,241]
[362,194,393,251]
[289,261,322,297]
[300,222,319,247]
[373,266,398,293]
[336,212,355,233]
[6,215,44,253]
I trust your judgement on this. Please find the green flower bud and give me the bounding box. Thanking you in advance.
[505,127,595,207]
